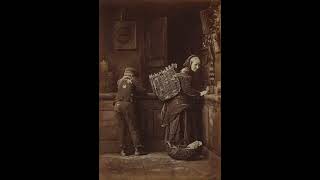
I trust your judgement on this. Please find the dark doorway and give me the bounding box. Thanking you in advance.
[167,6,207,91]
[167,7,204,70]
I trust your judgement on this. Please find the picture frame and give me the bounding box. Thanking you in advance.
[112,21,136,50]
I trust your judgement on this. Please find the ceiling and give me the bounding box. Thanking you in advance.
[100,0,213,6]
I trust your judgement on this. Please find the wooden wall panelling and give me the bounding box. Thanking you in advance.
[202,104,209,147]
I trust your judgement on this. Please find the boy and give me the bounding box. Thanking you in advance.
[113,67,147,156]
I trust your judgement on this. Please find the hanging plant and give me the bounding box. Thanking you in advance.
[200,0,221,53]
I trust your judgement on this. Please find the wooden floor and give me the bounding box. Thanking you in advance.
[100,152,219,180]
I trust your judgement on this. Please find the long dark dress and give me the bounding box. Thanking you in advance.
[161,68,201,146]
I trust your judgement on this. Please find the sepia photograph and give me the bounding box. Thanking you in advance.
[99,0,221,179]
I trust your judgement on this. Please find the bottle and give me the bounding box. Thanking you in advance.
[100,57,107,93]
[101,57,107,73]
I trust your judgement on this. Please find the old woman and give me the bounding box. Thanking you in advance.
[161,55,208,148]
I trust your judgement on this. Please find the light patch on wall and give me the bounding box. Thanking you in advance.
[209,118,214,126]
[209,107,214,126]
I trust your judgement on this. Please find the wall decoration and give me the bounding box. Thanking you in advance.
[112,21,136,50]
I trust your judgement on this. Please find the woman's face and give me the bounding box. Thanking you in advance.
[190,57,201,72]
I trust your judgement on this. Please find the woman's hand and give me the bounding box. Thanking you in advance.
[200,90,208,96]
[200,91,207,96]
[200,86,209,96]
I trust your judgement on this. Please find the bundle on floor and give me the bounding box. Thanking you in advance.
[166,141,203,160]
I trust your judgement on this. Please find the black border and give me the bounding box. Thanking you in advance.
[3,0,99,179]
[2,0,319,179]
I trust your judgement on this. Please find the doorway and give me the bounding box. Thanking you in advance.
[167,7,207,91]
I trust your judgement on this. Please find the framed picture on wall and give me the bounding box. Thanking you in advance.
[112,21,136,50]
